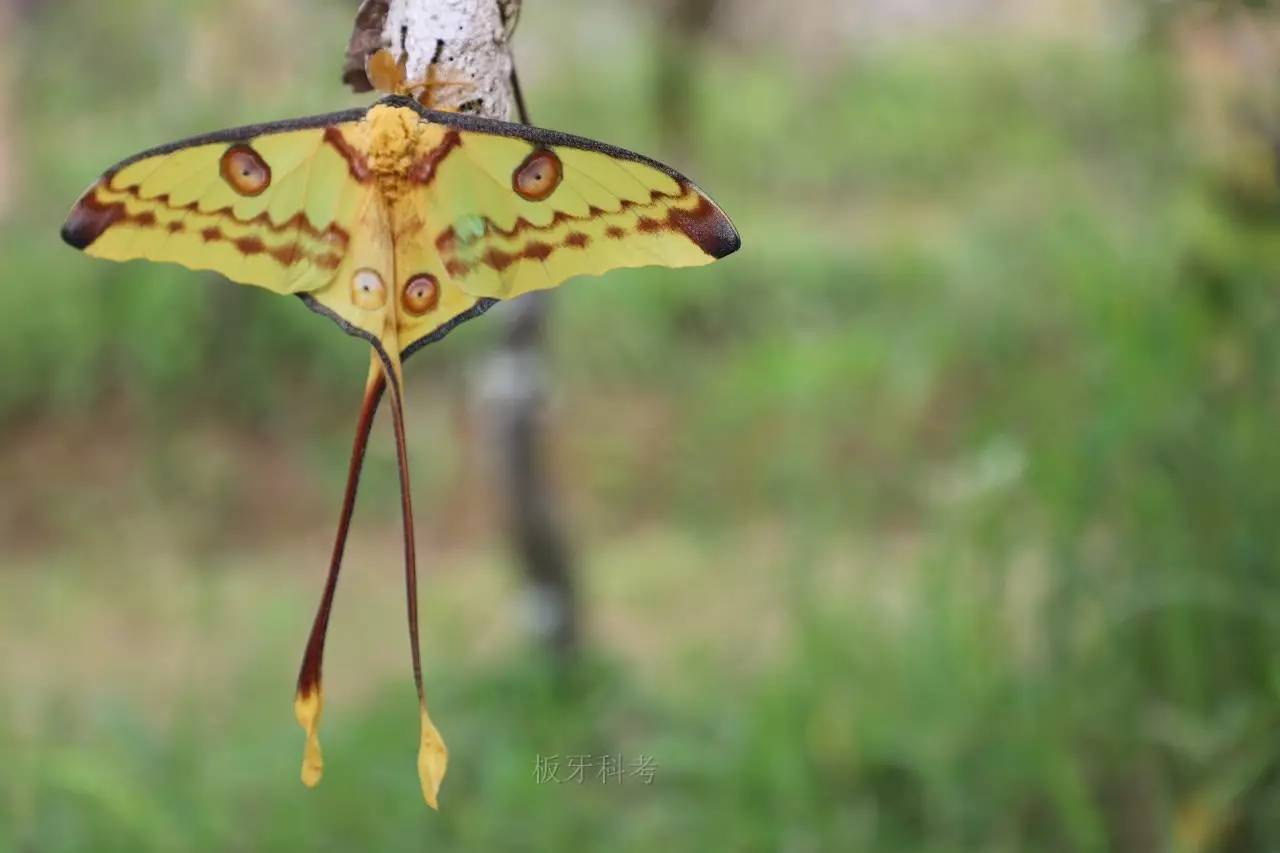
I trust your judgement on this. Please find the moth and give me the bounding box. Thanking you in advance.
[61,93,739,807]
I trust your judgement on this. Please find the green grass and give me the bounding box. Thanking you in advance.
[6,2,1280,849]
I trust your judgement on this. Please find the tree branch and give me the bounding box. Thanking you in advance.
[344,0,517,119]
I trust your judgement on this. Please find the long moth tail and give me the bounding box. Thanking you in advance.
[294,358,386,789]
[377,343,449,809]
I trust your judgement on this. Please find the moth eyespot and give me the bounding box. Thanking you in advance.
[513,149,562,202]
[351,268,387,310]
[402,274,440,316]
[220,145,271,196]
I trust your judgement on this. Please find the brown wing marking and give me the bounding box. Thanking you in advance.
[408,130,462,185]
[65,178,350,271]
[431,181,735,279]
[62,194,129,249]
[323,127,373,182]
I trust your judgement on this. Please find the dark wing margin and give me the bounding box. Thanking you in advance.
[83,107,369,178]
[298,293,500,361]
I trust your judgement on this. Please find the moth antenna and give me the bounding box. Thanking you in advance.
[294,356,385,789]
[376,342,449,809]
[510,67,531,125]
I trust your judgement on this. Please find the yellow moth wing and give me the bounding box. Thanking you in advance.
[128,148,211,205]
[303,190,395,345]
[402,100,740,304]
[62,109,372,299]
[386,151,493,357]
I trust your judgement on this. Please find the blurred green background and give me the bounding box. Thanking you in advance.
[5,0,1280,849]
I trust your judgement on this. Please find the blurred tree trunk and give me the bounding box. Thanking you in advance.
[1166,4,1280,201]
[653,0,719,161]
[479,291,579,655]
[0,0,26,220]
[345,0,580,659]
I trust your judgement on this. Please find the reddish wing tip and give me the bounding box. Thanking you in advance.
[670,191,741,260]
[61,187,122,251]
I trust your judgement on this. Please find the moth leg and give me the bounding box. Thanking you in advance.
[293,355,386,789]
[365,45,474,108]
[411,77,481,110]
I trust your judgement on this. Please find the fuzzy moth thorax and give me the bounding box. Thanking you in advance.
[366,104,420,176]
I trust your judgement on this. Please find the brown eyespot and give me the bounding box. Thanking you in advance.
[402,274,440,316]
[351,268,387,310]
[221,144,271,196]
[512,149,562,202]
